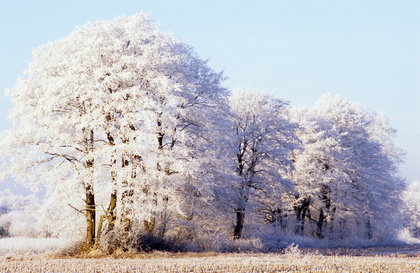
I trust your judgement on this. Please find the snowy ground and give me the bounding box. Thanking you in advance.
[0,243,420,272]
[1,251,420,272]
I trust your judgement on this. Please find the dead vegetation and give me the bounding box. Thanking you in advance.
[1,253,420,273]
[1,245,420,273]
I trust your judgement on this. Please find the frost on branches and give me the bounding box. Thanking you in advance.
[402,181,420,238]
[288,93,405,240]
[0,14,409,253]
[228,88,298,239]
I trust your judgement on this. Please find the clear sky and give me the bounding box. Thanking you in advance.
[0,0,419,193]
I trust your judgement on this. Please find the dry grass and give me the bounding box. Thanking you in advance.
[1,249,420,273]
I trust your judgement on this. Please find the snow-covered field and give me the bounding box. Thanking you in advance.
[1,253,420,272]
[1,246,420,273]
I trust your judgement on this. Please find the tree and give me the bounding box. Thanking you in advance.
[228,88,297,239]
[290,106,357,238]
[316,93,404,239]
[0,190,41,238]
[289,93,405,239]
[0,13,228,251]
[402,181,420,238]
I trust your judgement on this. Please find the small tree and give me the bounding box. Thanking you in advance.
[402,181,420,238]
[290,106,356,238]
[228,88,297,239]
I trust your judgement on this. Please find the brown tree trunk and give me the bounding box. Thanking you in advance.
[107,153,118,233]
[84,185,96,250]
[143,216,156,233]
[107,191,117,231]
[143,191,157,234]
[83,128,96,251]
[120,152,133,239]
[107,134,118,233]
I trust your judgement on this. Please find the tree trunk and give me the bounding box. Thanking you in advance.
[84,185,96,250]
[365,218,373,239]
[120,153,133,241]
[233,143,250,240]
[107,192,117,231]
[316,209,325,238]
[233,185,248,240]
[233,209,245,239]
[328,207,336,235]
[107,153,118,233]
[143,216,156,234]
[83,128,96,251]
[294,197,310,235]
[95,141,119,252]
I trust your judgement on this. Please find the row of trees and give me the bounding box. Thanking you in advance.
[0,14,407,252]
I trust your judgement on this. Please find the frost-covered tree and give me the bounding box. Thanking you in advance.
[228,88,297,239]
[289,93,405,240]
[402,181,420,238]
[0,190,40,238]
[290,107,355,238]
[0,189,83,241]
[0,13,228,252]
[316,93,404,240]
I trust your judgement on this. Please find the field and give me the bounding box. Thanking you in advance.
[1,245,420,273]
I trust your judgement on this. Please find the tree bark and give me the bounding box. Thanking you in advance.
[294,197,310,235]
[120,152,133,238]
[107,192,117,231]
[106,133,118,234]
[84,184,96,250]
[107,152,118,233]
[83,128,96,251]
[316,209,325,238]
[143,216,156,234]
[365,217,373,239]
[233,209,245,239]
[233,143,248,240]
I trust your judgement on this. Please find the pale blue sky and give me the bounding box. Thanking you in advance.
[1,0,419,193]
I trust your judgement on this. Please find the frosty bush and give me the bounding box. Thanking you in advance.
[284,243,301,256]
[220,238,264,253]
[397,227,420,244]
[192,234,227,252]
